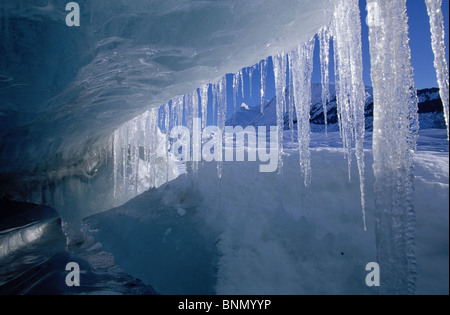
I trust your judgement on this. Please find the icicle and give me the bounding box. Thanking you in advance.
[132,117,139,197]
[200,84,209,130]
[164,104,170,134]
[249,66,254,102]
[164,103,170,182]
[239,69,245,100]
[138,112,148,190]
[288,55,295,147]
[425,0,449,140]
[113,129,120,200]
[145,112,152,186]
[273,52,288,175]
[216,76,227,179]
[333,0,367,232]
[333,34,344,143]
[235,72,241,109]
[121,123,128,198]
[260,59,268,113]
[333,14,353,179]
[171,98,177,127]
[192,91,199,126]
[232,74,238,113]
[148,108,158,188]
[290,39,315,187]
[185,93,194,132]
[174,96,184,127]
[189,90,200,176]
[367,0,418,294]
[212,84,217,126]
[170,99,176,130]
[158,107,164,130]
[319,25,331,136]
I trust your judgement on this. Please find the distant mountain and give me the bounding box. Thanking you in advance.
[226,84,446,131]
[226,103,262,127]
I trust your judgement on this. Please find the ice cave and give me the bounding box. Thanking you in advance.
[0,0,448,295]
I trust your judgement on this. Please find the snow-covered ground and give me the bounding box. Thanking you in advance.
[81,128,448,295]
[0,129,447,295]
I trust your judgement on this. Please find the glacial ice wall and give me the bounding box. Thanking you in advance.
[0,0,333,177]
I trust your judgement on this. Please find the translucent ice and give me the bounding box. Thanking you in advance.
[332,0,366,230]
[367,0,419,294]
[289,39,315,186]
[425,0,449,140]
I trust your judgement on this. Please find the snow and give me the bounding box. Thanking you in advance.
[82,129,448,295]
[227,84,444,132]
[413,146,449,295]
[226,103,261,127]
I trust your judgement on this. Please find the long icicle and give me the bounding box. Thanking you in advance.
[113,129,120,200]
[288,55,295,147]
[260,59,268,114]
[233,74,239,113]
[273,52,288,175]
[249,66,255,103]
[174,96,184,127]
[212,84,217,126]
[319,25,332,136]
[185,92,194,132]
[333,0,367,231]
[216,76,227,179]
[290,39,315,187]
[192,90,200,177]
[164,103,170,182]
[425,0,449,140]
[170,99,176,129]
[151,108,160,188]
[367,0,419,294]
[333,12,353,180]
[132,116,139,196]
[240,69,245,101]
[200,84,209,130]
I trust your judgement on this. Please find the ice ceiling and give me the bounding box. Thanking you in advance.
[0,0,332,177]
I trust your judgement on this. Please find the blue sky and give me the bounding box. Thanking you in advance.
[406,0,449,88]
[310,0,450,89]
[231,0,450,116]
[311,0,450,89]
